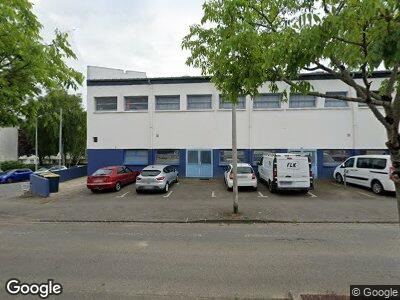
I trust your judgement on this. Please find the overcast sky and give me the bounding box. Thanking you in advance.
[32,0,205,98]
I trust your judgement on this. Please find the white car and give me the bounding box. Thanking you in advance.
[224,163,257,191]
[136,165,178,193]
[333,155,394,194]
[258,153,312,193]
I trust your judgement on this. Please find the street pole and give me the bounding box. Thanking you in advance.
[35,118,38,171]
[59,108,63,167]
[232,103,239,214]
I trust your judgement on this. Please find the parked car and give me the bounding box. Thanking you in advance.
[258,153,312,193]
[87,166,140,192]
[0,169,33,183]
[334,155,394,194]
[135,165,178,193]
[224,163,257,191]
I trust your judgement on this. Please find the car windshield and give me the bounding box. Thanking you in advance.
[141,170,161,177]
[6,169,16,174]
[237,167,253,174]
[92,168,113,176]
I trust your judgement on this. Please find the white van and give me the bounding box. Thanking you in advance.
[258,153,312,193]
[333,155,394,194]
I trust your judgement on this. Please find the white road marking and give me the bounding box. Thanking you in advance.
[211,191,216,198]
[307,191,318,198]
[257,191,268,198]
[117,191,130,198]
[163,191,173,198]
[356,191,375,198]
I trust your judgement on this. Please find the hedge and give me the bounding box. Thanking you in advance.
[0,161,35,172]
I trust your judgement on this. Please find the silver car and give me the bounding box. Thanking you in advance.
[135,165,178,193]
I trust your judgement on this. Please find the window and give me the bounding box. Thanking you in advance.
[324,92,348,108]
[125,96,148,111]
[289,94,316,108]
[344,158,355,168]
[124,150,148,165]
[155,95,180,110]
[359,149,388,155]
[155,149,180,164]
[323,150,352,167]
[252,149,277,165]
[253,94,281,109]
[95,97,117,111]
[187,95,212,110]
[93,137,98,143]
[357,157,387,170]
[219,95,246,109]
[220,149,246,165]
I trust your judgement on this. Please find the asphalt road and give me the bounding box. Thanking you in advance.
[0,222,398,299]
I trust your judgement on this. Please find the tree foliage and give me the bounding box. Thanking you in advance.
[22,90,86,166]
[0,0,83,126]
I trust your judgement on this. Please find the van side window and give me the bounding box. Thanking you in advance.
[344,158,354,168]
[371,158,387,170]
[356,158,372,169]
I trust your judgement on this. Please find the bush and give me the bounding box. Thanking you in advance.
[0,161,35,171]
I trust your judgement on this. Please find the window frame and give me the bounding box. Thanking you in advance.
[219,149,246,165]
[124,150,149,165]
[155,149,180,165]
[289,94,316,109]
[253,93,281,109]
[155,95,180,111]
[95,97,118,112]
[124,96,149,111]
[219,95,246,110]
[187,94,213,110]
[324,91,349,108]
[323,149,352,167]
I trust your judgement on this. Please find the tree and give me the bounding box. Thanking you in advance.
[22,90,86,166]
[183,0,400,220]
[0,0,83,126]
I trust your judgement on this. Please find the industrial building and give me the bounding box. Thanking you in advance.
[86,66,388,178]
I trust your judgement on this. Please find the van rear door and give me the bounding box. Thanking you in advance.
[276,155,310,189]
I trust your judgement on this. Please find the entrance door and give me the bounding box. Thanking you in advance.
[289,149,318,178]
[186,150,213,178]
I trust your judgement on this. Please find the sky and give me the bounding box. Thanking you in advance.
[31,0,205,99]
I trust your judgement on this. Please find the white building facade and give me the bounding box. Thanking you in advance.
[87,66,388,178]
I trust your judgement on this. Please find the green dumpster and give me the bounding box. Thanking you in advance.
[42,172,60,193]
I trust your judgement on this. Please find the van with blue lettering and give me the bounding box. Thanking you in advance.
[258,153,312,193]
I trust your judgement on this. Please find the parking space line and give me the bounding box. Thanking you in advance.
[163,191,173,198]
[307,191,317,198]
[117,191,130,198]
[257,191,268,198]
[211,191,216,198]
[356,191,375,198]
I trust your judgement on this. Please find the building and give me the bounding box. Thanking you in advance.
[86,66,389,179]
[0,127,18,162]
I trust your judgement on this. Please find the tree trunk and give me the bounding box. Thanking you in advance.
[386,126,400,225]
[232,104,239,214]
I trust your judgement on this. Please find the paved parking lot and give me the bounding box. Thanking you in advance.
[0,177,397,223]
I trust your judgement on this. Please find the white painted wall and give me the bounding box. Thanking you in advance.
[87,74,387,150]
[0,127,18,161]
[87,66,147,80]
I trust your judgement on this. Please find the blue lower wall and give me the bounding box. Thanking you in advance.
[54,166,87,182]
[88,148,385,179]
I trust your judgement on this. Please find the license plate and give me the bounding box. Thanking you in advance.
[280,181,292,185]
[93,179,103,183]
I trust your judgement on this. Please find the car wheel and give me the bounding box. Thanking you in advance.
[253,186,258,191]
[136,189,141,194]
[335,173,343,184]
[268,180,276,193]
[7,178,12,184]
[115,182,122,192]
[164,182,169,193]
[175,175,179,183]
[371,180,384,195]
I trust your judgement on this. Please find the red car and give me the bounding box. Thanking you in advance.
[87,166,140,192]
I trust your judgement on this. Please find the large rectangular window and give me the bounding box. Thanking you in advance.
[219,95,246,109]
[324,92,348,108]
[155,149,180,164]
[220,149,246,165]
[187,95,212,110]
[125,96,148,111]
[95,97,117,111]
[124,150,148,165]
[155,95,180,111]
[252,149,277,165]
[323,150,352,167]
[253,94,281,109]
[356,157,387,170]
[289,94,316,108]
